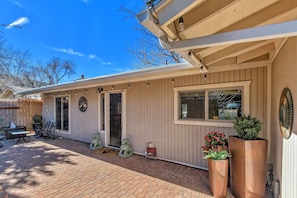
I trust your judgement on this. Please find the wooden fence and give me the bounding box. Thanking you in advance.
[0,98,42,130]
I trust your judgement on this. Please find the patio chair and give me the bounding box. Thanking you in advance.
[37,121,56,139]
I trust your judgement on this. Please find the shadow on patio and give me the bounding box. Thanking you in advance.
[0,139,79,197]
[0,138,272,197]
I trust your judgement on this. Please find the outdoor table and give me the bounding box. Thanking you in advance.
[9,131,30,143]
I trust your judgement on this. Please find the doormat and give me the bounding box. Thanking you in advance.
[92,147,118,157]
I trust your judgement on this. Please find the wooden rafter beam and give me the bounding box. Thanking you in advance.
[157,0,204,40]
[175,0,237,33]
[221,0,297,33]
[157,0,200,26]
[202,41,273,65]
[181,0,279,39]
[208,59,269,72]
[236,43,275,64]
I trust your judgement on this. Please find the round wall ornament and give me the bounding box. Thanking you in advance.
[279,87,294,139]
[78,96,88,112]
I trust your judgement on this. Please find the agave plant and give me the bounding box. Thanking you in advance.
[233,115,262,140]
[203,150,231,160]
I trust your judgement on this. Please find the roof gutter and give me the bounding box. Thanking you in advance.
[136,8,165,38]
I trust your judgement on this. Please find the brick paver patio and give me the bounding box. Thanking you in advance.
[0,138,270,197]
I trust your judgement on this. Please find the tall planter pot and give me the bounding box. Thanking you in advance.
[208,158,228,198]
[229,136,268,198]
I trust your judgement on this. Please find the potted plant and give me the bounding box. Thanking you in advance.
[229,115,268,198]
[32,114,42,133]
[202,131,229,152]
[202,131,230,198]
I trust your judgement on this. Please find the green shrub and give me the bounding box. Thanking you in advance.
[33,115,42,123]
[233,115,262,140]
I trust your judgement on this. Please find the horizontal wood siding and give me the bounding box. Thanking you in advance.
[126,67,267,168]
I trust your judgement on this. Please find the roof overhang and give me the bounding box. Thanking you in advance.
[16,63,194,95]
[137,0,297,69]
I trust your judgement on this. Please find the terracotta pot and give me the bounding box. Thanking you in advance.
[229,136,268,198]
[208,158,228,198]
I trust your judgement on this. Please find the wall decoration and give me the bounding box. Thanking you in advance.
[78,96,88,112]
[279,88,294,139]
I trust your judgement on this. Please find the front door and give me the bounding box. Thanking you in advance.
[109,93,122,147]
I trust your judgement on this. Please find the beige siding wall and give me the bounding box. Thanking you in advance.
[42,87,99,143]
[271,37,297,197]
[41,67,267,169]
[126,67,267,168]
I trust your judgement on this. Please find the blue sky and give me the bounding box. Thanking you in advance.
[0,0,146,82]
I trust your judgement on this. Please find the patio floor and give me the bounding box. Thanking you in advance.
[0,137,273,198]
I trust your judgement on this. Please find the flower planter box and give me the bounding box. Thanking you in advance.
[229,136,268,198]
[208,158,228,198]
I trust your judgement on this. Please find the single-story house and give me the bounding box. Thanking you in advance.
[0,85,40,99]
[17,1,297,197]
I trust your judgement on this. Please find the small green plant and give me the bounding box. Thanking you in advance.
[233,115,262,140]
[203,150,231,160]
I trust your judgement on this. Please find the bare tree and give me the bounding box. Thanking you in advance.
[119,5,182,68]
[37,57,76,85]
[0,32,31,88]
[0,32,76,89]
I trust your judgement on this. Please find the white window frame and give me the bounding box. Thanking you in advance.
[98,93,105,132]
[97,89,127,147]
[174,81,251,127]
[54,94,71,134]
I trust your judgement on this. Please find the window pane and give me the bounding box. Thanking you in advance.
[180,92,205,119]
[209,89,242,120]
[55,96,69,131]
[62,97,69,130]
[100,93,105,130]
[55,98,61,129]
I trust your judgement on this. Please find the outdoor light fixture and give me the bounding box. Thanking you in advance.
[200,66,204,72]
[85,89,88,94]
[96,87,103,93]
[147,82,150,88]
[178,17,184,32]
[112,85,114,90]
[75,90,78,95]
[171,79,175,84]
[188,51,191,57]
[204,74,207,80]
[128,84,131,89]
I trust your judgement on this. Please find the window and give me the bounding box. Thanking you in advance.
[55,96,69,132]
[174,81,250,127]
[208,89,242,120]
[180,91,205,119]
